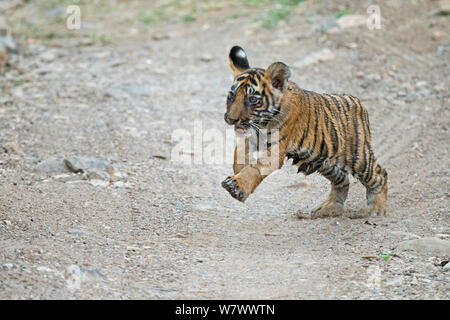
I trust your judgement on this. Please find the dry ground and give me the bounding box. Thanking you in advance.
[0,0,449,299]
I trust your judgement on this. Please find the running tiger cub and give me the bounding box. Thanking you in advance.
[221,46,388,218]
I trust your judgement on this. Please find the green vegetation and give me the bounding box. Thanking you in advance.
[334,9,354,19]
[181,14,197,23]
[258,0,306,29]
[380,251,394,262]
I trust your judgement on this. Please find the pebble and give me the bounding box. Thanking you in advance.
[293,48,336,68]
[113,181,124,188]
[89,179,109,187]
[0,36,17,53]
[127,246,141,252]
[2,263,14,270]
[336,14,367,29]
[396,237,450,257]
[199,53,213,62]
[37,266,52,273]
[64,156,109,173]
[87,170,110,182]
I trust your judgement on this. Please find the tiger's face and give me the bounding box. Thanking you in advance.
[225,46,291,135]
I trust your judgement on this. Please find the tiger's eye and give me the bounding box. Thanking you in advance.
[249,96,259,104]
[227,91,235,102]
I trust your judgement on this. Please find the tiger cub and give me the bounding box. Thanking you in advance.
[222,46,388,218]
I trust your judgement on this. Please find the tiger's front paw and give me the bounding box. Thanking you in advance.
[222,176,248,202]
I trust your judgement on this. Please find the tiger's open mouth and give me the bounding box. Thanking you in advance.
[234,124,248,134]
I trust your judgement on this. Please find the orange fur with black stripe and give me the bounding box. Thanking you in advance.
[222,46,388,218]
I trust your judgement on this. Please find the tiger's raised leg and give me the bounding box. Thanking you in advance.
[299,164,349,219]
[222,146,286,202]
[354,149,388,217]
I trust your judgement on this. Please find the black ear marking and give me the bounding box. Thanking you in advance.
[229,46,250,76]
[265,62,291,91]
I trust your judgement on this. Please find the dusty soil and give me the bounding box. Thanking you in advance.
[0,0,449,299]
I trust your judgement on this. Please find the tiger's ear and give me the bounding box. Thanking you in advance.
[265,62,291,92]
[229,46,250,77]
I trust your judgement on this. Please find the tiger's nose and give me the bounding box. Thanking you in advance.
[224,113,238,125]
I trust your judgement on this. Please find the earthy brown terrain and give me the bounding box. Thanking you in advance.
[0,0,449,299]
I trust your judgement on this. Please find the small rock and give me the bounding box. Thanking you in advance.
[37,266,52,273]
[35,157,68,175]
[2,263,14,270]
[127,246,141,252]
[293,48,336,68]
[53,173,86,182]
[0,36,17,53]
[436,0,450,15]
[64,156,109,173]
[396,237,450,257]
[199,53,213,62]
[2,142,18,154]
[87,170,110,182]
[116,85,148,96]
[192,202,215,213]
[152,33,170,41]
[0,43,7,72]
[336,14,367,29]
[113,181,124,188]
[443,263,450,271]
[40,51,56,63]
[89,179,109,187]
[366,73,382,82]
[431,30,446,41]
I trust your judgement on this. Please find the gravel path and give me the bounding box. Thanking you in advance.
[0,1,449,299]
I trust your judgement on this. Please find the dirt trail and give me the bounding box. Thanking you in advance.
[0,1,449,299]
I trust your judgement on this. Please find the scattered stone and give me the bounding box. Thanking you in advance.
[0,36,17,53]
[89,179,109,187]
[336,14,367,29]
[293,48,336,68]
[35,157,69,175]
[396,237,450,257]
[192,202,215,213]
[52,173,85,183]
[65,265,106,284]
[199,53,213,62]
[435,0,450,15]
[87,170,110,182]
[443,263,450,271]
[113,181,124,188]
[2,263,14,270]
[116,85,149,96]
[40,51,56,63]
[152,33,170,41]
[127,246,141,252]
[431,30,446,41]
[37,266,52,273]
[64,156,109,174]
[2,142,18,154]
[435,234,450,240]
[68,229,90,236]
[0,43,7,72]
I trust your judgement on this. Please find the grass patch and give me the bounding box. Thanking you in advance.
[260,6,290,28]
[258,0,306,28]
[139,9,168,26]
[88,33,116,45]
[334,9,354,19]
[181,14,196,22]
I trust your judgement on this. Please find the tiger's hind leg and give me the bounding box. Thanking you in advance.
[298,164,349,219]
[354,149,388,217]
